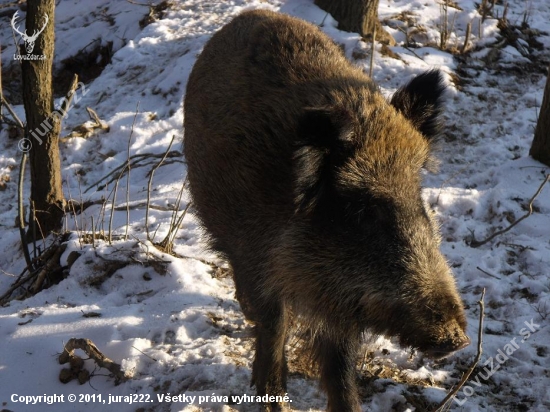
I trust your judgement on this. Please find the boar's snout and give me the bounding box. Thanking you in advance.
[380,266,471,360]
[423,330,471,359]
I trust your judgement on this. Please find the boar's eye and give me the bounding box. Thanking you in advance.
[367,197,395,225]
[293,107,356,214]
[297,107,355,149]
[340,192,395,227]
[371,204,388,224]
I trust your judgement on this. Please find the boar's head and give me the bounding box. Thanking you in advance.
[290,70,469,359]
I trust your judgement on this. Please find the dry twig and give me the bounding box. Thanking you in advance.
[108,171,120,245]
[125,103,140,240]
[462,21,472,53]
[433,289,486,411]
[1,95,25,128]
[476,266,501,280]
[146,134,177,242]
[470,174,550,247]
[30,243,66,293]
[369,26,376,78]
[156,178,189,254]
[0,238,65,305]
[84,151,182,193]
[58,74,79,117]
[60,107,109,141]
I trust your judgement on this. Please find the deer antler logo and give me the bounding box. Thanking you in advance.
[11,11,49,54]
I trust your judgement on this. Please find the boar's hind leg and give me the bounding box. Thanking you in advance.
[233,266,288,411]
[315,335,361,412]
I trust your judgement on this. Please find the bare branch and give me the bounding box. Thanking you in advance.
[476,266,501,280]
[1,95,25,128]
[470,174,550,247]
[146,134,177,242]
[125,103,140,240]
[433,288,486,411]
[84,150,182,193]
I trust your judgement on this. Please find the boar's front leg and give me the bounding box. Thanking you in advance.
[251,300,288,411]
[315,334,362,412]
[232,264,288,410]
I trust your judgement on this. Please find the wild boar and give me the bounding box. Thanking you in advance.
[184,9,469,412]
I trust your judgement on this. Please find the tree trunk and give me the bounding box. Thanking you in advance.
[21,0,65,238]
[530,67,550,166]
[315,0,394,44]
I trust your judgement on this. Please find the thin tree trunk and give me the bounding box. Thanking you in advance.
[21,0,64,238]
[531,67,550,166]
[315,0,394,44]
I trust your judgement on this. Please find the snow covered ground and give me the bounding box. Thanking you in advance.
[0,0,549,411]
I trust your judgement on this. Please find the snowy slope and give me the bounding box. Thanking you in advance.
[0,0,549,411]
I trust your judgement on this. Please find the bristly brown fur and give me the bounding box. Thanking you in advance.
[184,10,469,412]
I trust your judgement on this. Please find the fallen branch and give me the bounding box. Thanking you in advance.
[0,238,66,305]
[59,338,129,385]
[60,107,109,141]
[433,288,485,412]
[0,270,35,305]
[476,266,501,280]
[470,174,550,248]
[30,243,66,293]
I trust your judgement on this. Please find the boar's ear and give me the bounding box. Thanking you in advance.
[390,70,445,141]
[293,107,354,213]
